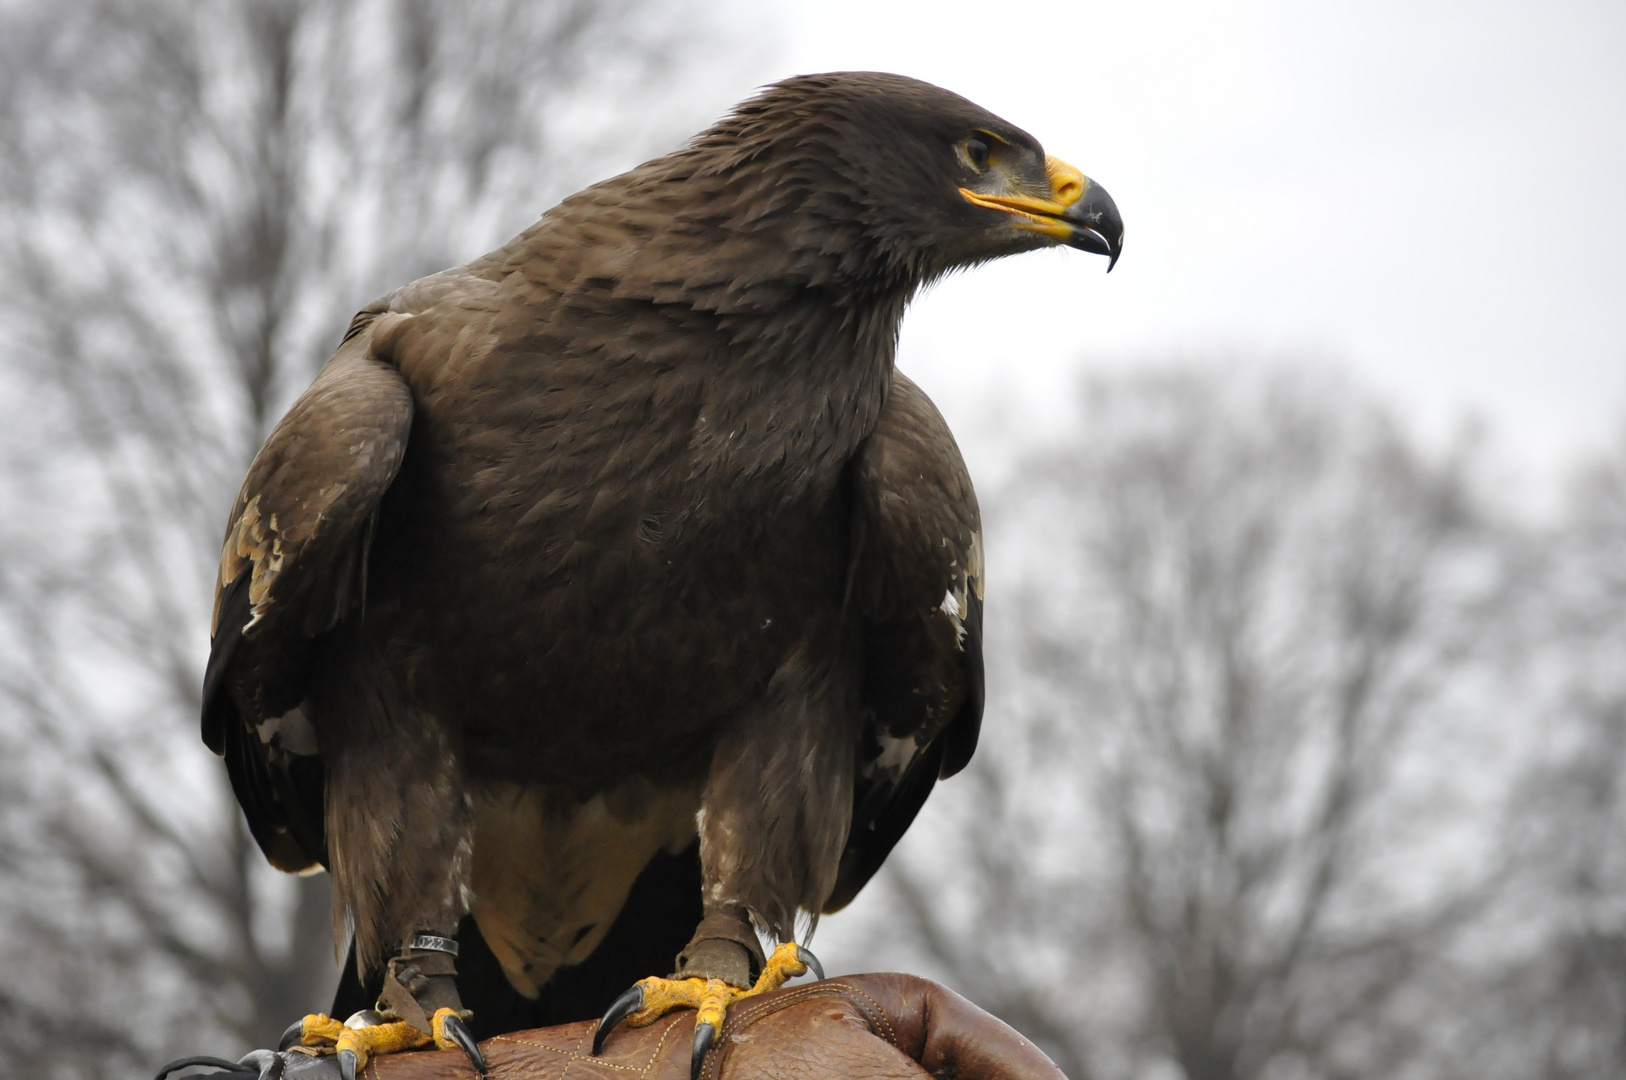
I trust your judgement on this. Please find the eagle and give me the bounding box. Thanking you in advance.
[202,71,1121,1078]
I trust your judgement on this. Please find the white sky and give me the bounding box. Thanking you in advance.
[712,0,1626,488]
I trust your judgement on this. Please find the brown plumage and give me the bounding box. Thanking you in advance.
[203,71,1121,1030]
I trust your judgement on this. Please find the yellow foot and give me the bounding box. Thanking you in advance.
[280,1007,484,1080]
[592,942,824,1079]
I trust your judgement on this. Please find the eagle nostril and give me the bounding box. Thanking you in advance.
[1044,156,1087,206]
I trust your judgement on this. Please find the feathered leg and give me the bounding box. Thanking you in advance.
[291,655,486,1077]
[593,644,855,1078]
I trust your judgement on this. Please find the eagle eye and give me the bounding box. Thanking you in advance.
[964,137,991,170]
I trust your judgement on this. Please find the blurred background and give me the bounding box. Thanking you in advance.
[0,1,1622,1077]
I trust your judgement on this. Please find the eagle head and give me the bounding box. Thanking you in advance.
[692,72,1124,290]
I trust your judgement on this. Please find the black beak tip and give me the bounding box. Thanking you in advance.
[1064,178,1123,271]
[1068,225,1122,269]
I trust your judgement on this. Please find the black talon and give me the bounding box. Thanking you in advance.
[795,945,825,982]
[592,985,646,1056]
[440,1012,488,1077]
[690,1021,716,1080]
[338,1048,358,1080]
[277,1020,304,1053]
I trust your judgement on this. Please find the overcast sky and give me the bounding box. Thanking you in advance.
[710,0,1626,491]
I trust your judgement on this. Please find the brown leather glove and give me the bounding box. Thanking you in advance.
[368,972,1067,1080]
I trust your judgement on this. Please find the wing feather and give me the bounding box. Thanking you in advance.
[202,308,414,871]
[824,374,983,912]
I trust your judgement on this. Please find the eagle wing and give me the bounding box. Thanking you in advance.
[202,306,414,872]
[824,373,984,912]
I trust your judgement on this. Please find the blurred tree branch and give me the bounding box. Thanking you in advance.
[866,369,1525,1080]
[1433,430,1626,1080]
[0,1,736,1074]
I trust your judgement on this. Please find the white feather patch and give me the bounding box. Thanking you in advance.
[256,705,319,756]
[939,583,969,646]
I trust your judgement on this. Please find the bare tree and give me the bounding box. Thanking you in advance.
[0,2,741,1074]
[1428,428,1626,1080]
[850,367,1522,1080]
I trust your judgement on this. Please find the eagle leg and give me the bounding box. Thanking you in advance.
[591,941,822,1079]
[277,937,488,1078]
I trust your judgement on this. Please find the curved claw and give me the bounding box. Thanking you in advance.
[277,1021,304,1053]
[690,1020,716,1080]
[592,984,646,1056]
[794,945,825,982]
[438,1011,488,1077]
[338,1048,358,1080]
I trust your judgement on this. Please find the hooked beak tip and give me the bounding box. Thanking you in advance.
[1059,177,1123,270]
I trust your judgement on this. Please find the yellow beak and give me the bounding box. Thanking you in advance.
[960,156,1123,269]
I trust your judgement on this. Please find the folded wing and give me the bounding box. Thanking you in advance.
[202,307,415,872]
[825,373,984,912]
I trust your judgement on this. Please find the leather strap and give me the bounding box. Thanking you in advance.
[377,947,463,1035]
[674,906,766,978]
